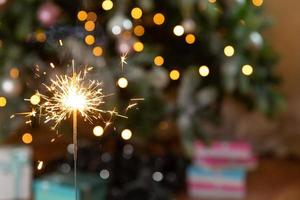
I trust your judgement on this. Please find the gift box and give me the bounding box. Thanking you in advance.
[0,146,32,200]
[34,172,107,200]
[187,165,246,199]
[194,141,257,169]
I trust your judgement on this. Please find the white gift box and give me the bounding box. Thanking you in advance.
[0,146,32,200]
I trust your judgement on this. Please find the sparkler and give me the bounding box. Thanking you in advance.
[22,60,127,200]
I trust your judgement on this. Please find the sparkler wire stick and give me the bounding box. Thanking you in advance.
[73,109,78,200]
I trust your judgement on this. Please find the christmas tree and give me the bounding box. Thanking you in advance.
[0,0,283,149]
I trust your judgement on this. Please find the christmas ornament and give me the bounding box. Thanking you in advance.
[149,67,169,89]
[37,1,61,27]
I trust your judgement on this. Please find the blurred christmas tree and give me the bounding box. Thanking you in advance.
[0,0,283,150]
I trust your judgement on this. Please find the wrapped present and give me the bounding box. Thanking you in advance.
[194,141,257,170]
[34,173,107,200]
[0,146,32,200]
[187,165,246,199]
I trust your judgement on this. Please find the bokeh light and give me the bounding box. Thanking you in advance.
[102,0,113,10]
[10,68,19,79]
[153,13,165,25]
[170,70,180,80]
[154,56,164,66]
[224,45,235,57]
[252,0,263,7]
[117,77,128,88]
[22,133,33,144]
[133,41,144,52]
[93,126,104,136]
[30,94,40,105]
[87,12,97,22]
[93,46,103,56]
[199,65,210,77]
[85,35,95,45]
[173,25,184,36]
[131,7,143,19]
[77,10,87,21]
[133,25,145,37]
[85,21,95,32]
[0,97,7,107]
[242,64,254,76]
[185,34,196,44]
[121,129,132,140]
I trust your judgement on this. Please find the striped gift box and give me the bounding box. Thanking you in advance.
[194,141,257,170]
[187,165,246,199]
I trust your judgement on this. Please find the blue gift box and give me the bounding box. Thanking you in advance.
[34,173,107,200]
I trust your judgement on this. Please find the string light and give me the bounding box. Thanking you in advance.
[102,0,113,11]
[154,56,164,66]
[0,97,7,107]
[242,64,253,76]
[224,45,235,57]
[22,133,33,144]
[133,25,145,37]
[85,21,95,32]
[173,25,184,36]
[208,0,217,3]
[112,25,121,35]
[10,68,19,79]
[121,129,132,140]
[199,65,210,77]
[87,12,97,22]
[117,77,128,88]
[30,94,41,105]
[133,41,144,52]
[169,70,180,80]
[131,7,143,19]
[153,13,165,25]
[93,126,104,136]
[77,10,87,21]
[185,34,196,44]
[85,35,95,45]
[252,0,263,7]
[93,46,103,57]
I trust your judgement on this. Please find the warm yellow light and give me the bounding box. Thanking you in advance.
[121,129,132,140]
[242,64,253,76]
[252,0,263,7]
[154,56,164,66]
[87,12,97,22]
[85,21,95,32]
[93,126,104,136]
[117,77,128,88]
[153,13,165,25]
[170,70,180,80]
[22,133,33,144]
[224,45,235,57]
[77,10,88,21]
[0,97,7,107]
[93,46,103,56]
[133,41,144,52]
[85,35,95,45]
[30,94,41,105]
[199,65,210,77]
[173,25,184,36]
[102,0,113,10]
[10,68,19,79]
[131,7,143,19]
[133,25,145,37]
[36,31,46,43]
[62,87,87,110]
[185,34,196,44]
[208,0,217,3]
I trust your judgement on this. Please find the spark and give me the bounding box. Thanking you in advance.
[37,161,44,170]
[120,51,128,70]
[59,39,63,46]
[125,103,138,113]
[130,98,145,101]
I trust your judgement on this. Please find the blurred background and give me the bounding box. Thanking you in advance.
[0,0,300,199]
